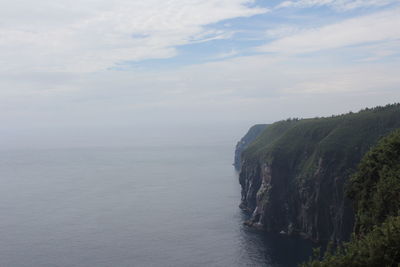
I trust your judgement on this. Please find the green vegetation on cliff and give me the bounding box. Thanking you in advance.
[244,104,400,172]
[304,216,400,267]
[239,103,400,242]
[234,124,268,170]
[348,128,400,235]
[303,129,400,267]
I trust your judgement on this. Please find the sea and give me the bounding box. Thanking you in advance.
[0,144,313,267]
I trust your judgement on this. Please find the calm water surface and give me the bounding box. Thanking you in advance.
[0,145,313,267]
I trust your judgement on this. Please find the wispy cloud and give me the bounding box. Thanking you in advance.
[276,0,399,11]
[257,8,400,54]
[356,40,400,62]
[0,0,266,72]
[211,49,240,59]
[265,25,302,39]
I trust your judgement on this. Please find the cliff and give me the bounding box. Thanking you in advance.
[234,124,268,171]
[303,129,400,266]
[237,104,400,242]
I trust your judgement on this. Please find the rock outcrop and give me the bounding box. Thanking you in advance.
[234,124,268,171]
[237,104,400,242]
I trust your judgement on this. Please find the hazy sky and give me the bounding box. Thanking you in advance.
[1,0,400,148]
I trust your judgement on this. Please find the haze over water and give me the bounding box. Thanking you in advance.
[0,143,313,267]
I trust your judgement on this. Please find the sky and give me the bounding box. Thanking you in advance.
[1,0,400,148]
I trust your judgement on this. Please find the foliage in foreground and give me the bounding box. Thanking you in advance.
[302,129,400,267]
[302,216,400,267]
[348,129,400,234]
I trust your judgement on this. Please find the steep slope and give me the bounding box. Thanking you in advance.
[234,124,268,170]
[303,129,400,266]
[238,104,400,242]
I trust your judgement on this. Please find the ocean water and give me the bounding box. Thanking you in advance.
[0,144,313,267]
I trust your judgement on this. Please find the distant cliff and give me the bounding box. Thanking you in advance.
[237,104,400,242]
[234,124,268,171]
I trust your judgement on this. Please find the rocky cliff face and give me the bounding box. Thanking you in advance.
[240,158,355,242]
[234,124,268,171]
[237,104,400,242]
